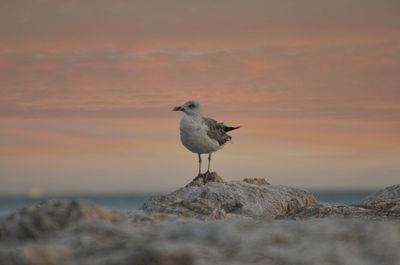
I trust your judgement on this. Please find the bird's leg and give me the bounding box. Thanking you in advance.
[198,153,202,176]
[206,153,211,176]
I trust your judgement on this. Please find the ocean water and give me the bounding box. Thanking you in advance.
[0,193,153,218]
[0,190,377,218]
[311,189,376,204]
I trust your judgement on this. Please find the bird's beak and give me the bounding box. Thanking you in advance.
[173,106,182,111]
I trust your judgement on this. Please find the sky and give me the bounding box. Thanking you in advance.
[0,0,399,195]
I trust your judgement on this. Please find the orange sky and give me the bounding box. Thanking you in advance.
[0,0,399,194]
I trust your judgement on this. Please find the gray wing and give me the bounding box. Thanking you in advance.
[203,117,239,146]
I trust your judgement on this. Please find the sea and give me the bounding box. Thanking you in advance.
[0,189,377,218]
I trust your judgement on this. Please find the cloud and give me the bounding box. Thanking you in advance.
[1,37,399,121]
[2,0,400,40]
[0,0,399,192]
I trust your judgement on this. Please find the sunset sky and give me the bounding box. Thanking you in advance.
[0,0,399,195]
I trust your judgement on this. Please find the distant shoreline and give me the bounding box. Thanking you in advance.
[0,189,378,218]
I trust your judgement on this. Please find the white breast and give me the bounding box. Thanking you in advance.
[179,115,222,154]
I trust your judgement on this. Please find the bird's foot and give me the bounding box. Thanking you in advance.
[186,171,224,187]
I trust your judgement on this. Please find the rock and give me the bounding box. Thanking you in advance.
[185,172,224,187]
[129,210,184,224]
[284,184,400,220]
[0,243,72,265]
[361,184,400,205]
[281,203,379,220]
[0,200,127,241]
[360,184,400,217]
[242,178,269,186]
[1,183,400,264]
[138,172,317,220]
[1,219,400,265]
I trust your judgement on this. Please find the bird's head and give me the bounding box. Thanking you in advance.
[173,100,204,116]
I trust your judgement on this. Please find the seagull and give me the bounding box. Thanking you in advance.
[173,100,240,176]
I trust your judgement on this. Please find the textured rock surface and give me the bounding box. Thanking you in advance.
[242,178,270,186]
[139,173,317,220]
[0,181,399,265]
[360,184,400,217]
[0,200,127,241]
[0,219,399,265]
[282,203,378,220]
[283,184,400,220]
[362,184,400,205]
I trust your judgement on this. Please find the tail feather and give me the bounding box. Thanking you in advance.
[223,126,241,132]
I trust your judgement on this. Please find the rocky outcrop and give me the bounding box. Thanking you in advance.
[283,184,400,220]
[0,177,399,265]
[0,200,127,241]
[1,219,399,265]
[360,184,400,217]
[362,184,400,205]
[281,203,379,220]
[138,173,317,220]
[243,178,270,186]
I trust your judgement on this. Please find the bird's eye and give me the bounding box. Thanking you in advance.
[188,104,196,109]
